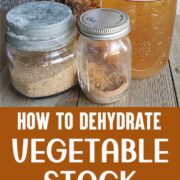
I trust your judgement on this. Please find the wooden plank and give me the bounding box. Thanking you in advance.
[0,11,7,72]
[169,16,180,106]
[0,65,79,107]
[28,86,80,107]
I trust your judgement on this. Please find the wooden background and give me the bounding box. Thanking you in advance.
[0,1,180,107]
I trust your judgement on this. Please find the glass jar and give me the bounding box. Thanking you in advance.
[6,2,77,98]
[77,8,132,104]
[102,0,177,79]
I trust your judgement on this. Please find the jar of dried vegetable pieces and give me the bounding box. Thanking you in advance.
[6,2,77,98]
[64,0,102,20]
[77,8,132,104]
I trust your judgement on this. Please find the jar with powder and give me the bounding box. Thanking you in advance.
[77,8,132,104]
[6,2,77,98]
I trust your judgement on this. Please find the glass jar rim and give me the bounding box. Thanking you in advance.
[6,2,76,51]
[78,8,131,40]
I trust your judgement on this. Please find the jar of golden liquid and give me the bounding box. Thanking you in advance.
[102,0,177,79]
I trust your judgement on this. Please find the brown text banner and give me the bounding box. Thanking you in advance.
[0,108,180,180]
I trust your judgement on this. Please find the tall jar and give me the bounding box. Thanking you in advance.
[102,0,177,79]
[6,2,77,98]
[77,9,132,104]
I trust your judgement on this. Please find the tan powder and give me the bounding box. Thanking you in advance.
[9,43,78,98]
[11,58,77,98]
[80,61,129,104]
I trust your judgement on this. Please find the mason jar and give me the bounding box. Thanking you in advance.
[6,2,77,98]
[77,8,132,104]
[102,0,177,79]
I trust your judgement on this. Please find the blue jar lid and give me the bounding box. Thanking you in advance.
[6,1,76,51]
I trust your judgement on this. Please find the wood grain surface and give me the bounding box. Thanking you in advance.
[0,1,179,107]
[170,17,180,105]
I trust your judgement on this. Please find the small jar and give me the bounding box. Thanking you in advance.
[77,8,132,104]
[6,2,77,98]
